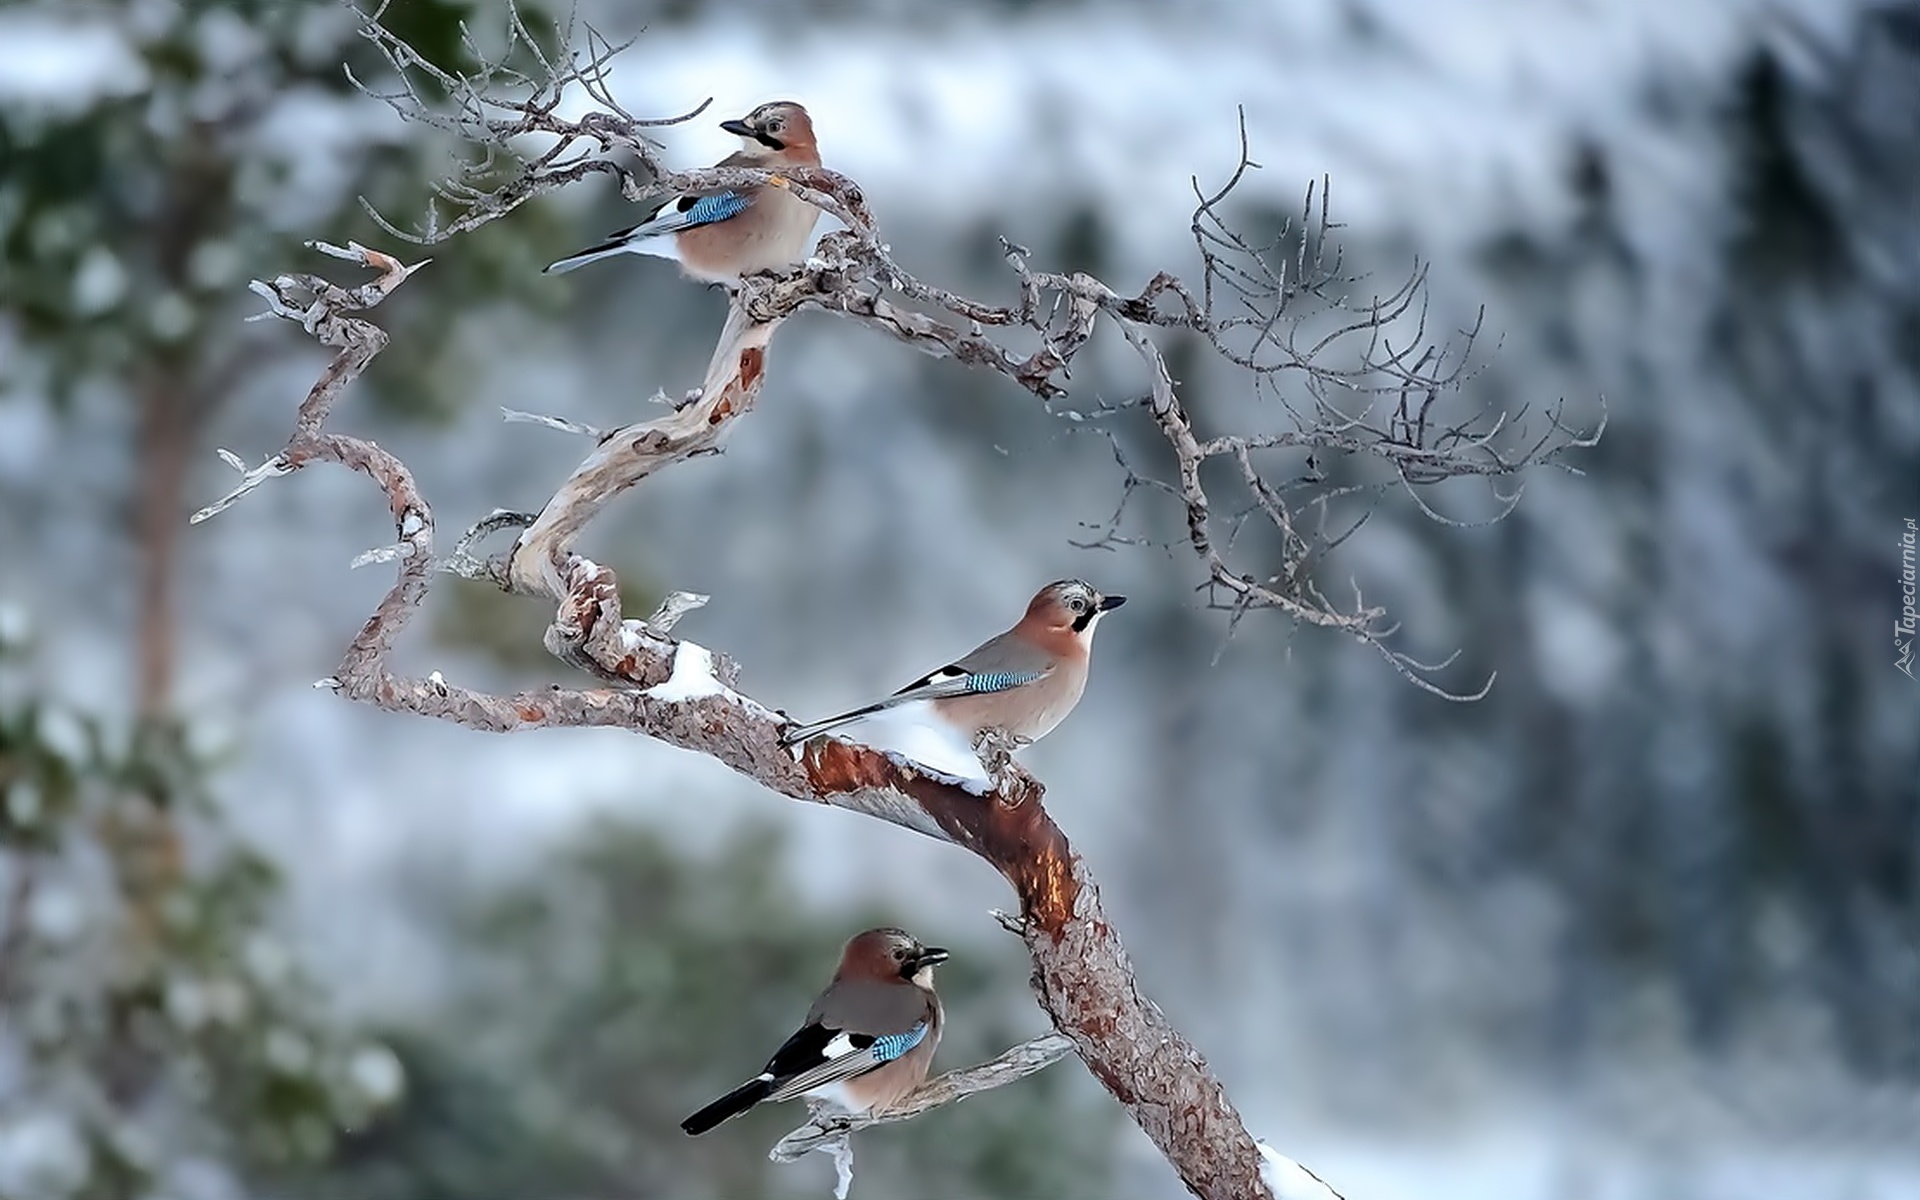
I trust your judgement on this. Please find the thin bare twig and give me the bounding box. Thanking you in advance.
[349,3,1600,692]
[769,1033,1076,1185]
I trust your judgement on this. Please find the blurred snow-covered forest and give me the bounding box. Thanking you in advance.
[1,0,1915,1197]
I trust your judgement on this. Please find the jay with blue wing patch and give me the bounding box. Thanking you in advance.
[778,579,1125,753]
[544,101,822,284]
[681,928,948,1135]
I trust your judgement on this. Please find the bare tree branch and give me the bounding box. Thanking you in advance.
[769,1031,1076,1194]
[204,8,1604,1196]
[505,299,779,598]
[350,20,1594,699]
[210,241,1282,1197]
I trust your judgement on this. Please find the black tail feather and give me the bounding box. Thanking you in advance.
[680,1076,775,1135]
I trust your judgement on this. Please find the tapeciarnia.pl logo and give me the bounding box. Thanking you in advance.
[1899,517,1917,680]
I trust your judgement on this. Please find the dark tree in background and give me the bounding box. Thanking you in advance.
[1443,13,1919,1082]
[0,1,546,1191]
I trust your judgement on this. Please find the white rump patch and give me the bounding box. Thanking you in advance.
[846,704,991,790]
[631,237,683,262]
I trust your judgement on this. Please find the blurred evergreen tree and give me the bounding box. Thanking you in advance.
[1703,10,1919,1075]
[1422,3,1920,1077]
[0,623,402,1199]
[0,3,573,1196]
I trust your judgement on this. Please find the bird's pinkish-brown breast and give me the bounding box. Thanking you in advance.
[675,186,822,280]
[836,995,942,1113]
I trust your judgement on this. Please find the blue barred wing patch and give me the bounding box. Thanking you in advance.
[682,191,751,227]
[869,1022,929,1063]
[965,670,1044,693]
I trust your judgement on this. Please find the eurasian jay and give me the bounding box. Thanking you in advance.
[778,579,1125,750]
[680,927,947,1135]
[544,100,822,283]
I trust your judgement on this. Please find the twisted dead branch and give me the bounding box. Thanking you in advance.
[198,6,1602,1195]
[209,241,1285,1199]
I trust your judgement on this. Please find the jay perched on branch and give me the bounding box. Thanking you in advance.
[681,927,948,1135]
[546,100,823,283]
[779,579,1125,753]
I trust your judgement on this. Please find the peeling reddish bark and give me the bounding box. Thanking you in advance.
[1025,861,1273,1200]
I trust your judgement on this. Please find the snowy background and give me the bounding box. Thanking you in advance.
[1,0,1915,1197]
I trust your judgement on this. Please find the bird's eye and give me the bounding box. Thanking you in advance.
[892,948,905,960]
[1070,597,1086,612]
[766,119,784,132]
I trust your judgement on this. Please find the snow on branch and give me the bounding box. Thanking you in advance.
[1258,1141,1347,1200]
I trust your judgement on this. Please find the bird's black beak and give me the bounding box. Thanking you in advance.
[1097,594,1127,612]
[910,946,951,971]
[721,116,785,150]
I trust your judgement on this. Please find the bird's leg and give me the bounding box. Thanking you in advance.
[972,728,1030,803]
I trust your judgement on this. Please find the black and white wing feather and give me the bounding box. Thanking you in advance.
[777,630,1053,746]
[678,1017,929,1134]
